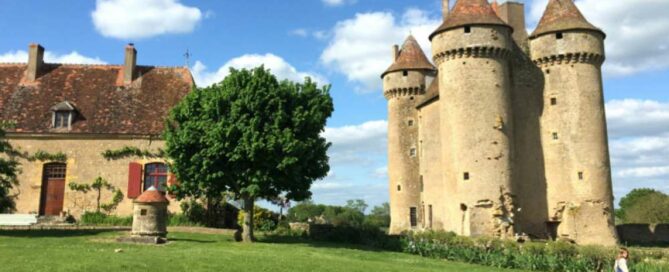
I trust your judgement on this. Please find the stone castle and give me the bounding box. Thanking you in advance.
[383,0,617,245]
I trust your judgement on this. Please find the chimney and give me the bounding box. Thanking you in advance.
[27,43,44,81]
[497,2,529,49]
[124,43,137,85]
[392,45,399,61]
[442,0,450,20]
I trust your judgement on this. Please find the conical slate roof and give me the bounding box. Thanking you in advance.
[381,35,435,78]
[135,186,169,203]
[530,0,604,39]
[430,0,510,40]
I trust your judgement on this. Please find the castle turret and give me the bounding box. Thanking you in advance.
[430,0,516,238]
[382,35,436,234]
[530,0,617,245]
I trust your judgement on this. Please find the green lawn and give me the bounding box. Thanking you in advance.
[0,230,521,272]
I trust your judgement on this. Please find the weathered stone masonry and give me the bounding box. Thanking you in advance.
[383,0,618,246]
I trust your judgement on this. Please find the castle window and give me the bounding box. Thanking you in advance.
[546,69,551,74]
[403,70,408,77]
[50,101,77,130]
[410,207,417,227]
[144,163,168,192]
[410,148,417,157]
[420,176,424,192]
[552,132,559,140]
[556,32,564,39]
[550,97,557,105]
[428,205,433,229]
[397,184,401,191]
[578,172,584,180]
[464,26,471,34]
[463,172,470,181]
[408,120,414,126]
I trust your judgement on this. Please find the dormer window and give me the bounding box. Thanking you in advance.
[50,101,77,130]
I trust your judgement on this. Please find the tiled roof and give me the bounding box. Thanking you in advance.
[381,35,435,78]
[0,63,193,135]
[430,0,510,40]
[530,0,604,38]
[135,186,169,203]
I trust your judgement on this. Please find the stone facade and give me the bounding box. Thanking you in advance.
[383,0,618,246]
[8,136,181,217]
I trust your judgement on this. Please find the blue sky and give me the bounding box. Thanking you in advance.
[1,0,668,211]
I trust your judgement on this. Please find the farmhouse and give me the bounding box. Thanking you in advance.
[0,43,193,218]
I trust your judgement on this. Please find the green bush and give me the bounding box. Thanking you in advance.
[167,213,203,227]
[402,231,669,272]
[238,206,279,232]
[79,212,132,226]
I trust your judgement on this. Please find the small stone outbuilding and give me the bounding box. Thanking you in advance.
[132,186,169,238]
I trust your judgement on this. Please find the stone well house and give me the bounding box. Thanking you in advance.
[0,43,193,218]
[384,0,618,246]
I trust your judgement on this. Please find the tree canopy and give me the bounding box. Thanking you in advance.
[617,188,669,224]
[165,67,333,241]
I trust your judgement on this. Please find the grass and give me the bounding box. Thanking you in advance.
[0,230,523,272]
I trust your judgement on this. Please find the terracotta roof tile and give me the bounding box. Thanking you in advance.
[135,187,169,203]
[0,63,193,135]
[530,0,604,39]
[381,35,435,78]
[430,0,510,40]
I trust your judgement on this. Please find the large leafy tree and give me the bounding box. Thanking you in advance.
[617,188,669,224]
[165,67,333,242]
[616,188,663,222]
[0,122,19,213]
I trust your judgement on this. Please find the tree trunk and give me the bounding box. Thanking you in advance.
[242,196,255,243]
[96,189,101,213]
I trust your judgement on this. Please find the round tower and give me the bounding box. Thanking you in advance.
[529,0,617,246]
[382,35,436,234]
[430,0,516,238]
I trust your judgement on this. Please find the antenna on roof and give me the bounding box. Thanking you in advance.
[183,49,191,68]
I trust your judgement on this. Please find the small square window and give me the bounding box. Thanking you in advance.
[463,172,470,180]
[546,69,551,74]
[556,32,564,39]
[397,185,401,191]
[54,111,72,128]
[552,133,559,140]
[140,209,147,216]
[550,97,557,105]
[410,148,417,157]
[408,120,414,126]
[402,70,408,77]
[464,26,471,33]
[578,172,584,180]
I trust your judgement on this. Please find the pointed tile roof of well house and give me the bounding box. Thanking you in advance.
[530,0,604,38]
[430,0,510,40]
[381,35,436,78]
[135,186,169,203]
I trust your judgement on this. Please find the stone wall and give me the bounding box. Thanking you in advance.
[8,135,181,218]
[617,224,669,245]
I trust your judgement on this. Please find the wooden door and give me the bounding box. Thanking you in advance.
[40,163,67,216]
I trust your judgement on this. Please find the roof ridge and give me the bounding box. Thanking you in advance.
[381,35,435,77]
[530,0,603,38]
[430,0,510,40]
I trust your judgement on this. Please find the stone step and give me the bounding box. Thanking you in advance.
[36,216,69,225]
[0,214,38,226]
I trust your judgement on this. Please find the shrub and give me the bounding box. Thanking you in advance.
[238,206,279,232]
[402,231,669,272]
[79,212,132,226]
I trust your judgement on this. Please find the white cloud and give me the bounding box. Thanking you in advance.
[191,54,327,87]
[290,28,309,37]
[323,120,387,155]
[92,0,203,39]
[528,0,669,76]
[606,99,669,138]
[322,0,356,7]
[321,9,440,93]
[0,50,106,65]
[372,166,388,179]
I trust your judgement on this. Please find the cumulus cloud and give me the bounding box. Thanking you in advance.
[321,9,440,93]
[92,0,203,39]
[0,50,106,65]
[323,120,387,158]
[528,0,669,76]
[191,54,327,87]
[322,0,357,7]
[605,99,669,199]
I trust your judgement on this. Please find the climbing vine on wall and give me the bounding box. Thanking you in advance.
[25,150,68,162]
[101,146,165,161]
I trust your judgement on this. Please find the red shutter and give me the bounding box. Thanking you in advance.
[167,173,179,198]
[127,162,143,199]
